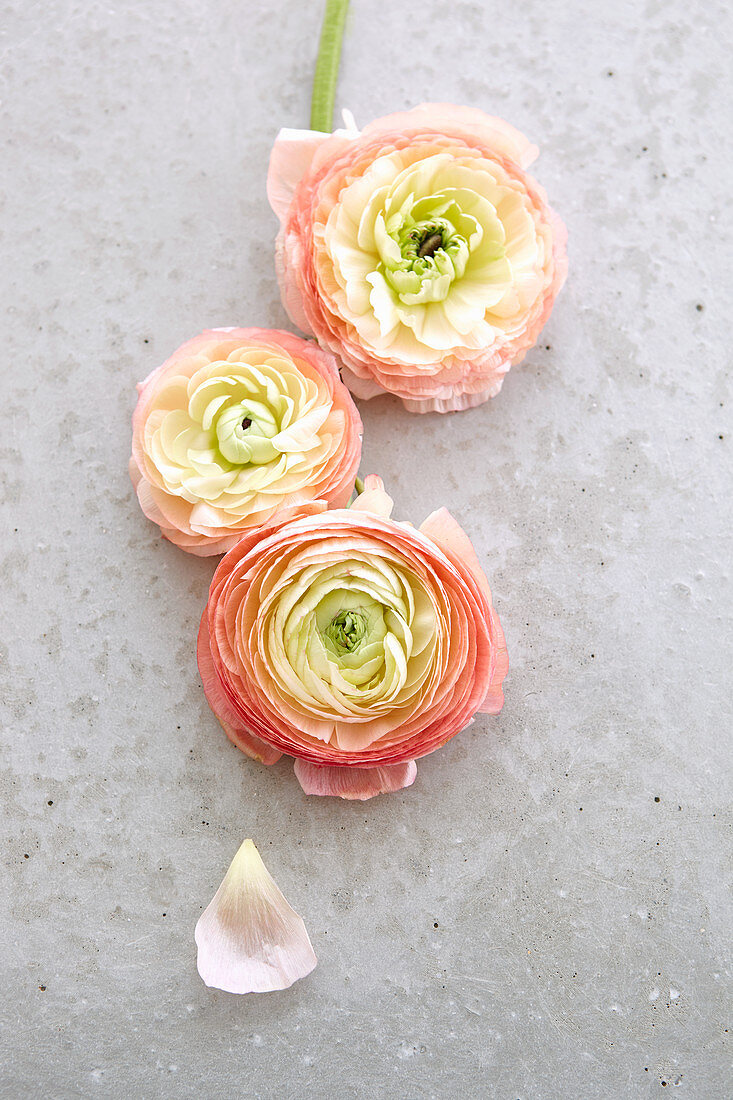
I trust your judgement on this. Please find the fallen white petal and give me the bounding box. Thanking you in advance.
[195,839,317,994]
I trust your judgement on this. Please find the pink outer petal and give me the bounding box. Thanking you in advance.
[340,367,503,413]
[361,103,539,168]
[267,128,331,224]
[267,125,360,228]
[337,367,385,402]
[197,611,282,765]
[420,508,509,714]
[275,232,312,334]
[420,508,493,604]
[293,759,417,800]
[134,469,245,556]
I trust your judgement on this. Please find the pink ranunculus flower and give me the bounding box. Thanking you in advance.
[197,476,508,799]
[130,328,362,556]
[268,104,568,413]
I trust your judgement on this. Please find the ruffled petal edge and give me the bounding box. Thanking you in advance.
[293,759,417,800]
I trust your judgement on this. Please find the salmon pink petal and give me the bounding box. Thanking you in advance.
[478,681,507,715]
[362,103,539,168]
[197,612,282,764]
[420,507,493,603]
[421,508,508,714]
[195,840,317,994]
[337,367,385,401]
[293,759,417,800]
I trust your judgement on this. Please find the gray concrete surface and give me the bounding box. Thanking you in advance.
[1,1,731,1097]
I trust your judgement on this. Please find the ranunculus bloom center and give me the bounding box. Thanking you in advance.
[193,359,299,468]
[325,608,368,653]
[416,231,444,259]
[263,552,438,729]
[365,157,495,312]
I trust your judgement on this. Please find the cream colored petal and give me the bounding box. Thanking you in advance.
[131,329,362,552]
[195,840,317,995]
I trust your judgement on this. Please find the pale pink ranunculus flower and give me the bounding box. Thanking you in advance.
[268,104,568,413]
[197,477,508,799]
[130,327,362,556]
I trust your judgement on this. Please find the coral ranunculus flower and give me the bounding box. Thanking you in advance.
[268,104,568,413]
[130,328,362,555]
[197,477,508,799]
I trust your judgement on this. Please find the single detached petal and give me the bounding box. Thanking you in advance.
[293,759,417,800]
[195,840,317,995]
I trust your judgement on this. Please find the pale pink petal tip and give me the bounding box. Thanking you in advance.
[350,474,394,519]
[195,840,317,994]
[293,759,417,800]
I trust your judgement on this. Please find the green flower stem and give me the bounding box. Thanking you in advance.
[310,0,349,132]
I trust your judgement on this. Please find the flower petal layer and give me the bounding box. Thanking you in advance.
[293,759,417,799]
[195,839,317,994]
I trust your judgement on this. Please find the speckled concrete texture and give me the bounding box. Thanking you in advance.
[1,1,731,1096]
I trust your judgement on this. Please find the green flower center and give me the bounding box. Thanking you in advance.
[359,155,515,324]
[273,563,440,742]
[397,220,456,267]
[325,609,368,653]
[210,395,280,466]
[374,205,484,308]
[151,352,338,508]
